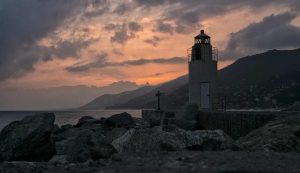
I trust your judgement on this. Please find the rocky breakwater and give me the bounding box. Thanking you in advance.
[112,126,234,153]
[0,111,234,164]
[0,111,300,172]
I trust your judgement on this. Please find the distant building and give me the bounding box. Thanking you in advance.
[188,30,218,110]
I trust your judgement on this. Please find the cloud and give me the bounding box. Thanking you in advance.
[153,21,174,34]
[148,70,177,77]
[66,55,186,72]
[144,36,162,47]
[84,7,109,18]
[128,22,143,32]
[135,0,165,7]
[0,0,103,81]
[222,12,300,59]
[112,49,124,56]
[106,22,143,44]
[66,53,108,72]
[1,0,299,82]
[49,39,98,59]
[135,0,300,35]
[113,3,133,15]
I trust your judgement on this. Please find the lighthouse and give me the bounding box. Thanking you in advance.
[188,30,218,110]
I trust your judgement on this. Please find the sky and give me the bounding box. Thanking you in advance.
[1,0,300,90]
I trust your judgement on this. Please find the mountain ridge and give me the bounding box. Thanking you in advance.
[82,48,300,110]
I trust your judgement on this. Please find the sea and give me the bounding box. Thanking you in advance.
[0,110,141,130]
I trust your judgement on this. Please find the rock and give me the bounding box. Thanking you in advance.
[105,112,135,129]
[49,155,68,165]
[237,114,300,152]
[67,130,117,162]
[53,123,105,142]
[185,130,234,151]
[52,124,73,136]
[112,127,186,153]
[51,116,116,163]
[141,110,175,127]
[133,117,150,129]
[52,130,117,163]
[112,126,233,153]
[105,128,128,143]
[0,113,55,161]
[75,116,102,127]
[53,124,60,132]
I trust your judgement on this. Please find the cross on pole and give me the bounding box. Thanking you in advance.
[155,90,162,110]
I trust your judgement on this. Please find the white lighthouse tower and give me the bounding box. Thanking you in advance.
[188,30,218,110]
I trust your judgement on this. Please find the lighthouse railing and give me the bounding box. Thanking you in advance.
[212,47,218,62]
[187,47,192,62]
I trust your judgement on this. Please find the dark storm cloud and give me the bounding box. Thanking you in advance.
[0,0,105,81]
[223,12,300,59]
[49,39,98,59]
[135,0,300,34]
[144,36,162,47]
[66,55,186,72]
[106,22,143,44]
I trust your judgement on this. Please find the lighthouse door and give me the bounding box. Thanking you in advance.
[200,83,210,109]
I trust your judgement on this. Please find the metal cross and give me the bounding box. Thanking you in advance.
[155,90,162,110]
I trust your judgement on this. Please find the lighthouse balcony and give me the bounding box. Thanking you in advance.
[187,47,218,62]
[212,47,218,61]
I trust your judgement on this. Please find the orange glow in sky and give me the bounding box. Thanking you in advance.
[1,1,299,89]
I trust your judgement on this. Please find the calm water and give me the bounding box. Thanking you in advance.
[0,110,141,130]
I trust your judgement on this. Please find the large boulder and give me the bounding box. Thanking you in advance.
[112,126,233,153]
[133,117,151,129]
[105,128,128,143]
[52,129,117,163]
[105,112,135,129]
[75,116,103,127]
[52,118,116,163]
[0,113,55,161]
[53,116,106,143]
[185,130,234,151]
[237,114,300,152]
[112,127,186,153]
